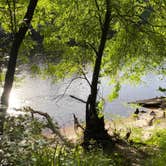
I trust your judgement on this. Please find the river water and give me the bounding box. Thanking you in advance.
[2,73,166,127]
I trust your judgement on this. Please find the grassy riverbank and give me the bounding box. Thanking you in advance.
[1,108,166,165]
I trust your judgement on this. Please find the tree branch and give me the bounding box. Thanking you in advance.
[12,0,17,33]
[6,0,15,34]
[24,107,73,147]
[94,0,103,30]
[69,95,86,104]
[78,66,92,88]
[86,42,98,56]
[53,77,82,102]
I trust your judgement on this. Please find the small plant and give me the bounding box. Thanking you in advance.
[130,127,143,143]
[0,114,48,166]
[145,129,166,166]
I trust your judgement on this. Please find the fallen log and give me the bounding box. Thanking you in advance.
[129,96,166,109]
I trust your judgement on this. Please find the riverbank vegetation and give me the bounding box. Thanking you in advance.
[1,107,166,165]
[0,0,166,165]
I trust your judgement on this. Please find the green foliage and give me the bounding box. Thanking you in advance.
[0,71,5,84]
[101,0,166,84]
[145,129,166,166]
[30,64,41,75]
[32,146,122,166]
[108,82,121,101]
[0,114,47,166]
[130,127,143,143]
[0,0,28,32]
[43,61,79,81]
[3,110,166,166]
[0,112,125,166]
[146,129,166,147]
[35,0,166,91]
[1,0,165,84]
[97,99,105,118]
[158,86,166,96]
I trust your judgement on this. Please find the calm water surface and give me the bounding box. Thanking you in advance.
[1,73,166,127]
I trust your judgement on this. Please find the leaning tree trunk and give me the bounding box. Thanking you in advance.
[83,0,112,148]
[0,0,38,135]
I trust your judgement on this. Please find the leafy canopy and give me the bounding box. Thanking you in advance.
[0,0,165,84]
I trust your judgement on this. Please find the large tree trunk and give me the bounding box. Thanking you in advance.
[0,0,38,135]
[83,0,113,148]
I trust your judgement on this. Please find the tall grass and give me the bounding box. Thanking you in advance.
[32,145,123,166]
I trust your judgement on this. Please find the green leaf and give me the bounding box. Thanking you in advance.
[108,82,121,102]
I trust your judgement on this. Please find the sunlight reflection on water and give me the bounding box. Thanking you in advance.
[7,90,24,116]
[4,87,30,116]
[9,90,21,108]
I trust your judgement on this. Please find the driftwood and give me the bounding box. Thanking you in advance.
[129,96,166,109]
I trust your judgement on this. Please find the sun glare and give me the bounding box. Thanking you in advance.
[9,90,22,108]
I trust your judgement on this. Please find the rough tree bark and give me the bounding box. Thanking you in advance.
[0,0,38,135]
[83,0,113,148]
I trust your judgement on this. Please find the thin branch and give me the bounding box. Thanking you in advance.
[12,0,17,33]
[6,0,15,33]
[78,66,92,88]
[94,0,103,30]
[114,4,166,29]
[53,77,82,103]
[69,95,86,104]
[82,72,91,87]
[86,42,98,56]
[53,70,92,103]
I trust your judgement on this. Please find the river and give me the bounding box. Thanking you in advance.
[2,72,166,127]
